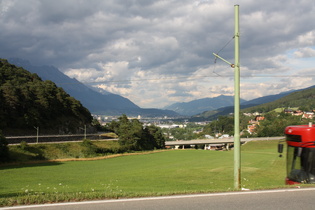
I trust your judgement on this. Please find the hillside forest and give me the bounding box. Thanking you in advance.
[0,59,93,135]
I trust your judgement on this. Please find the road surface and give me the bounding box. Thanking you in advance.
[2,188,315,210]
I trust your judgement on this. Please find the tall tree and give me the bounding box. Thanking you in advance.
[107,114,165,151]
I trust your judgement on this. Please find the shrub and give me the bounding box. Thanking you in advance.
[20,141,29,150]
[81,139,97,157]
[55,143,70,154]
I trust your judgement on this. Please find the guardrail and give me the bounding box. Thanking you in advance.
[6,135,284,145]
[6,134,111,144]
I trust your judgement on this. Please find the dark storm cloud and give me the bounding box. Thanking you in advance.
[0,0,314,107]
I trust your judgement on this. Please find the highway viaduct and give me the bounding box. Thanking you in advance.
[165,137,283,150]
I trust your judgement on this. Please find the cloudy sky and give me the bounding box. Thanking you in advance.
[0,0,315,108]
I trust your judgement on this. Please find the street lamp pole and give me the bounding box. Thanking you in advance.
[80,125,87,139]
[84,125,87,139]
[34,127,39,144]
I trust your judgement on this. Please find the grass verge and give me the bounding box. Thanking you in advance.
[5,140,122,163]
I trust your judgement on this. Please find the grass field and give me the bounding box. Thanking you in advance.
[0,140,287,206]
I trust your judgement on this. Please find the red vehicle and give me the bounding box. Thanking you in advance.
[279,123,315,184]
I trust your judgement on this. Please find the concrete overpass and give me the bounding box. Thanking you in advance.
[165,137,283,150]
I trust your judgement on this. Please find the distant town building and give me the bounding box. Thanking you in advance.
[303,112,314,119]
[205,135,214,139]
[219,134,230,139]
[247,115,265,134]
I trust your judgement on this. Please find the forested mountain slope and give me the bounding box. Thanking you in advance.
[0,59,93,135]
[242,85,315,113]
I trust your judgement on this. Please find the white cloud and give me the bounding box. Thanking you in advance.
[297,30,315,46]
[294,47,315,58]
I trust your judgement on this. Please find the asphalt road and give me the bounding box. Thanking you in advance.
[3,188,315,210]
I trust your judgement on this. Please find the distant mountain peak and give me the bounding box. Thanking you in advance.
[165,95,246,116]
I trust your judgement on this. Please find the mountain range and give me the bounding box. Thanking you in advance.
[189,85,315,121]
[8,58,178,117]
[6,58,309,118]
[164,91,295,116]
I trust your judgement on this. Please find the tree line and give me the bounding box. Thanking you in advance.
[105,114,165,151]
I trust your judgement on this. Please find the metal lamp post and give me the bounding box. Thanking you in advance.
[34,126,39,144]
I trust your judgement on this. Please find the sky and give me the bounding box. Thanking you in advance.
[0,0,315,108]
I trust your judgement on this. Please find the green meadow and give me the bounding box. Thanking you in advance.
[0,140,287,206]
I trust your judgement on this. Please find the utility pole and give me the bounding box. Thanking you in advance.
[213,5,241,190]
[234,4,241,190]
